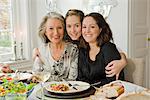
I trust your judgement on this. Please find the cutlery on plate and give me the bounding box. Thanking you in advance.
[73,81,101,87]
[62,79,78,90]
[91,81,101,86]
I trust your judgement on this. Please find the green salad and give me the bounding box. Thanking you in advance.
[0,79,36,97]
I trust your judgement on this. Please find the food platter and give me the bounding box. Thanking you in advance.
[0,73,13,83]
[0,81,36,97]
[0,73,32,82]
[45,81,90,94]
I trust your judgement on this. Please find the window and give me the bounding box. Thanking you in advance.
[0,0,32,62]
[0,0,14,62]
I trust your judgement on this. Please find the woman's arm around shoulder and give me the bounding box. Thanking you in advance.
[105,52,127,79]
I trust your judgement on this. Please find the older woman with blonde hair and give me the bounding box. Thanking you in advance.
[32,12,78,81]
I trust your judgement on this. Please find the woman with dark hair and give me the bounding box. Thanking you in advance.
[65,9,126,80]
[77,12,124,86]
[64,9,84,45]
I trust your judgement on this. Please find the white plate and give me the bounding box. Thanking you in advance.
[0,73,13,82]
[12,73,33,80]
[111,80,146,93]
[0,73,33,81]
[45,81,90,94]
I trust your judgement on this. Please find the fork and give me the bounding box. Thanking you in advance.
[62,79,78,90]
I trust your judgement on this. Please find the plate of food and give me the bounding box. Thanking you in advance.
[0,72,33,83]
[12,73,33,81]
[0,73,13,83]
[0,64,14,73]
[45,81,90,94]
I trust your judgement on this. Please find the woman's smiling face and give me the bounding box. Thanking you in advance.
[45,18,64,44]
[82,16,101,44]
[66,15,82,40]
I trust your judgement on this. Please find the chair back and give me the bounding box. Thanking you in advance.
[124,58,144,86]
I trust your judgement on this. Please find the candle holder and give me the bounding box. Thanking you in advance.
[10,41,18,61]
[20,42,25,60]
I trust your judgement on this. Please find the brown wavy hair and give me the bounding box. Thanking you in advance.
[80,12,114,48]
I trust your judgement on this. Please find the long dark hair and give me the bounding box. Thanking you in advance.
[64,9,84,43]
[80,12,114,48]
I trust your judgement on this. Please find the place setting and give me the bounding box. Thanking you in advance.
[35,79,99,99]
[0,71,33,83]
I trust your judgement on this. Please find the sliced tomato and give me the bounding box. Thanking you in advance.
[7,77,13,80]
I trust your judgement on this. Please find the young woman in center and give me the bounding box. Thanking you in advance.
[77,12,124,86]
[65,9,126,81]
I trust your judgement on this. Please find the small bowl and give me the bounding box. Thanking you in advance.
[26,87,34,97]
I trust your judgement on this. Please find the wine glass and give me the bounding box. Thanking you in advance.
[32,71,50,100]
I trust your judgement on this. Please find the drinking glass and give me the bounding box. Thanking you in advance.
[32,71,50,100]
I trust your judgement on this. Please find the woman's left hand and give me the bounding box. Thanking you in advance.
[105,60,123,80]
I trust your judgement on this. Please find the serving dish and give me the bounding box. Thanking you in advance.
[0,81,36,98]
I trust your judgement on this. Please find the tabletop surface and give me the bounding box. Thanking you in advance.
[27,80,148,100]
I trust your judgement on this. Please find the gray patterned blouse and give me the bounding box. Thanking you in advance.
[32,42,78,81]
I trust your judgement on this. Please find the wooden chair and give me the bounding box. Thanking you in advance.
[124,58,144,86]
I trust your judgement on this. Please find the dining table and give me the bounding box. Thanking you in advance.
[27,80,150,100]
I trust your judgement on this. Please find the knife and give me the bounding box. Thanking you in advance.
[62,79,78,90]
[91,81,101,86]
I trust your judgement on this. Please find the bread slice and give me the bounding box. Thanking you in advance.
[103,85,124,98]
[95,82,124,98]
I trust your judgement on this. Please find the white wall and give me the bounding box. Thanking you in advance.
[31,0,128,54]
[107,0,128,53]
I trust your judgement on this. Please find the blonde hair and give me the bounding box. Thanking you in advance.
[38,12,65,43]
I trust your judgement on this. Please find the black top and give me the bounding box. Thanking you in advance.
[77,42,124,87]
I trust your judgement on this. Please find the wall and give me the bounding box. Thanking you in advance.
[31,0,128,54]
[107,0,128,54]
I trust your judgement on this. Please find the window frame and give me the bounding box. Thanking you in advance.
[0,0,32,62]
